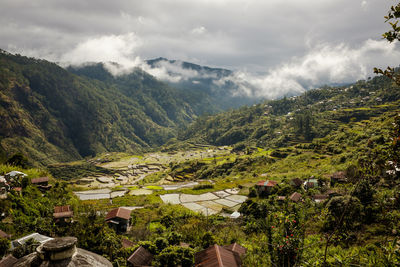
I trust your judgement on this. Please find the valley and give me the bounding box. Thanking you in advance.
[1,51,400,266]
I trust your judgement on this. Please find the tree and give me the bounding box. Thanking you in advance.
[374,3,400,85]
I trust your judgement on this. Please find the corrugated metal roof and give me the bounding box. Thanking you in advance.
[54,206,73,219]
[127,246,153,266]
[289,192,302,202]
[105,207,131,220]
[194,244,242,267]
[31,177,49,184]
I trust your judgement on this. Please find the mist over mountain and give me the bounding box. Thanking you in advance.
[145,57,258,110]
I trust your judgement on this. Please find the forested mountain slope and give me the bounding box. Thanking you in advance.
[146,57,257,110]
[0,51,205,164]
[177,75,400,149]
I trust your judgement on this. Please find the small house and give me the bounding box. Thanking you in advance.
[53,205,73,223]
[195,244,243,267]
[127,246,153,267]
[105,207,132,233]
[5,171,27,187]
[303,179,319,190]
[31,177,52,190]
[289,192,302,203]
[331,171,347,185]
[290,178,303,188]
[255,180,278,195]
[313,194,328,203]
[276,196,286,202]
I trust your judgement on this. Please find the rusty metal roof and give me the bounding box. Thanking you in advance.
[127,246,153,266]
[195,244,242,267]
[256,180,278,187]
[289,192,302,202]
[53,205,73,219]
[105,207,131,221]
[31,177,49,184]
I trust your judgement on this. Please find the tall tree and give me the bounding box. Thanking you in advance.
[374,3,400,85]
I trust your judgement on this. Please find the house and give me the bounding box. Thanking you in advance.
[326,189,341,197]
[0,254,17,267]
[289,192,302,203]
[0,230,10,239]
[331,171,347,185]
[255,180,278,195]
[4,171,27,187]
[31,177,52,190]
[276,196,286,202]
[290,178,303,188]
[53,205,73,223]
[303,178,319,190]
[313,194,328,203]
[127,246,153,267]
[195,244,243,267]
[105,207,132,233]
[122,238,135,248]
[11,233,53,250]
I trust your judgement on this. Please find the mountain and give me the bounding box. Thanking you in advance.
[0,51,212,164]
[174,75,400,149]
[146,57,258,110]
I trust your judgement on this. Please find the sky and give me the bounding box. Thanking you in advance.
[1,0,399,98]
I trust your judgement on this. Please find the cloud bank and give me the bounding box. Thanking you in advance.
[217,39,400,99]
[58,33,400,100]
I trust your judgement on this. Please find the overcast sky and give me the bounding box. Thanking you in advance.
[1,0,399,97]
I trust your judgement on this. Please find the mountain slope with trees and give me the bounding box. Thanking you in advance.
[0,51,210,164]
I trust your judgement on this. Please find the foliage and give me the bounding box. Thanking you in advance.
[374,3,400,85]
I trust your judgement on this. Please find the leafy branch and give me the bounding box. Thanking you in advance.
[374,3,400,85]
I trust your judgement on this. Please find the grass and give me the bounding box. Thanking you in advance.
[145,185,164,190]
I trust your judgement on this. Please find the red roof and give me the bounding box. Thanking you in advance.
[127,246,153,266]
[224,243,247,257]
[12,187,22,192]
[31,177,49,184]
[105,207,131,221]
[256,180,278,187]
[195,244,242,267]
[53,205,73,219]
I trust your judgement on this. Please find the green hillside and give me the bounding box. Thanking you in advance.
[0,51,205,164]
[177,76,400,149]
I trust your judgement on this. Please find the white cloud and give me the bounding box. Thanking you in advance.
[218,39,400,99]
[191,26,207,35]
[60,33,142,75]
[361,0,368,10]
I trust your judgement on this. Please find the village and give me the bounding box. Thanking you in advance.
[0,144,352,266]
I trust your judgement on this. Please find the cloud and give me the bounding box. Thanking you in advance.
[361,0,368,10]
[59,33,142,75]
[217,39,400,99]
[0,0,394,73]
